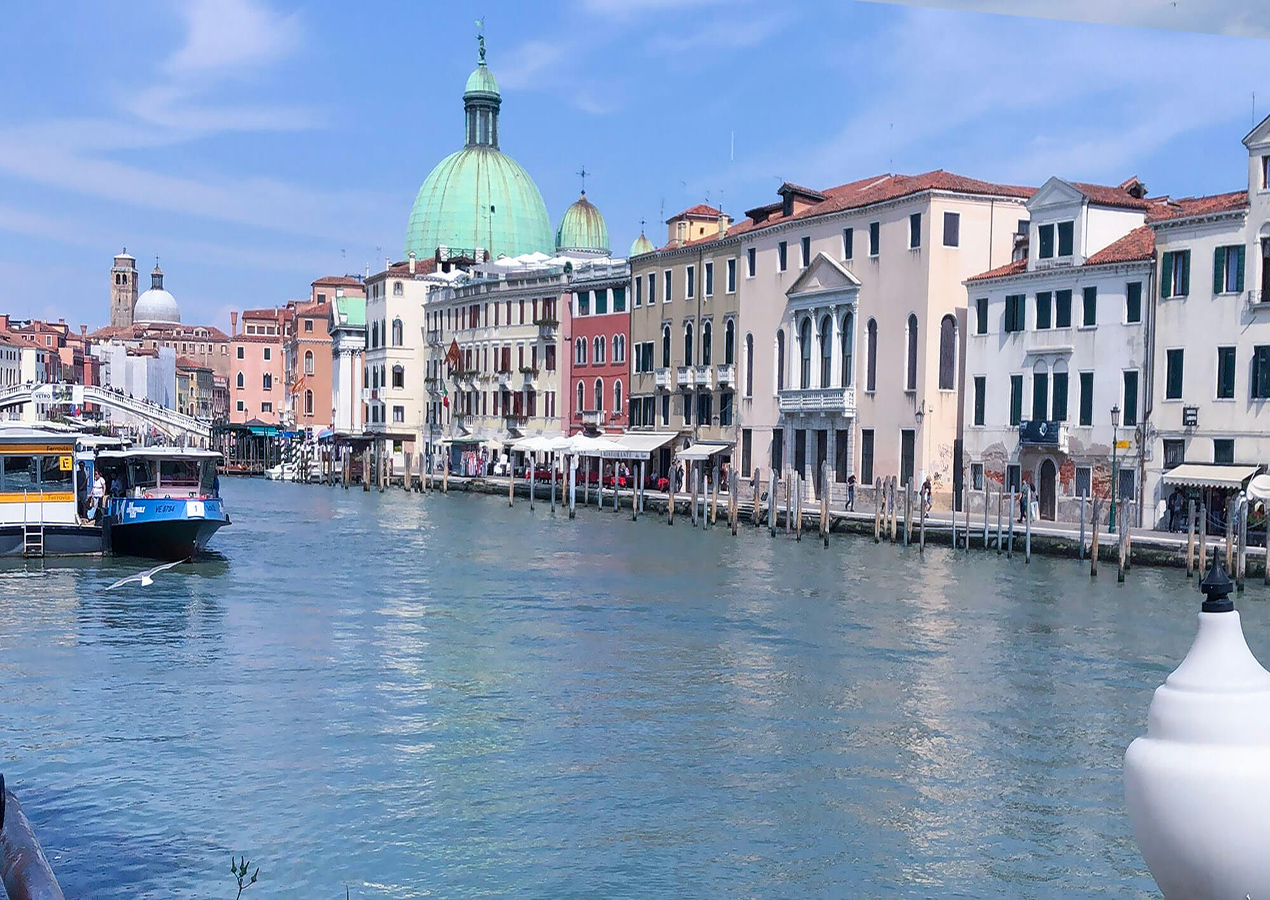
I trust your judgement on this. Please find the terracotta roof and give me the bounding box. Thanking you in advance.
[242,307,292,322]
[669,204,723,221]
[778,182,827,200]
[1148,190,1248,223]
[312,275,364,287]
[291,300,327,316]
[966,259,1029,282]
[1070,181,1152,210]
[87,322,230,342]
[1084,225,1156,265]
[233,334,286,344]
[176,355,211,371]
[375,258,441,279]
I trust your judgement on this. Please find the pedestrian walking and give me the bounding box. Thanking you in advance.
[847,473,856,511]
[921,476,933,513]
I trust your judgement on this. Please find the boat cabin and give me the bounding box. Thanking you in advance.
[0,428,81,527]
[94,449,222,500]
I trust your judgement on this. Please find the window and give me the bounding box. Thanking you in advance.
[576,381,585,412]
[1165,349,1184,399]
[261,401,273,414]
[799,318,812,389]
[975,298,988,334]
[664,270,672,303]
[1035,292,1052,330]
[545,344,556,371]
[1218,346,1237,399]
[1032,366,1048,422]
[900,429,915,486]
[575,337,587,365]
[942,211,960,247]
[869,222,880,256]
[726,258,736,293]
[686,265,696,299]
[662,325,671,368]
[1004,295,1025,333]
[1164,439,1185,470]
[724,319,735,365]
[909,213,921,249]
[237,346,244,360]
[1263,155,1270,190]
[393,281,403,296]
[1053,369,1069,421]
[634,277,642,308]
[843,227,854,260]
[1038,223,1054,259]
[776,329,786,391]
[595,378,604,412]
[719,391,733,426]
[1075,466,1091,497]
[594,336,605,364]
[841,313,853,388]
[741,428,752,477]
[614,380,622,416]
[701,321,712,366]
[905,314,918,391]
[860,429,875,485]
[1253,346,1270,399]
[684,323,693,366]
[392,365,404,389]
[1006,464,1021,493]
[264,347,271,361]
[800,236,811,268]
[972,376,985,426]
[1214,439,1235,465]
[236,400,244,412]
[1057,221,1074,256]
[577,291,591,316]
[818,316,832,387]
[662,393,669,425]
[1161,250,1191,298]
[393,405,404,423]
[613,286,626,312]
[971,463,984,491]
[236,372,244,389]
[304,319,313,333]
[704,262,714,297]
[304,350,314,375]
[1009,374,1023,425]
[613,335,625,364]
[1125,282,1142,323]
[746,247,756,277]
[682,389,691,425]
[745,333,754,397]
[778,241,788,272]
[771,428,783,472]
[1082,286,1097,327]
[1123,370,1139,426]
[866,319,878,392]
[305,390,315,416]
[1213,245,1246,294]
[938,315,956,390]
[649,273,657,304]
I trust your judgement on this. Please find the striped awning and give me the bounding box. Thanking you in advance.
[1162,464,1259,489]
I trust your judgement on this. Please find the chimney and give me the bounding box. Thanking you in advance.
[336,287,344,299]
[675,220,688,244]
[717,214,728,236]
[408,251,416,275]
[80,324,86,337]
[230,311,238,336]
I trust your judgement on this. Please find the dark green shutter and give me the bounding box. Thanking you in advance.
[1180,251,1190,296]
[1010,374,1022,425]
[1161,252,1174,298]
[1124,371,1138,426]
[1033,372,1048,421]
[1236,245,1246,293]
[1079,372,1093,426]
[974,376,985,426]
[1052,372,1068,421]
[1214,247,1226,294]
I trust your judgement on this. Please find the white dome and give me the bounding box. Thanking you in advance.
[133,288,180,324]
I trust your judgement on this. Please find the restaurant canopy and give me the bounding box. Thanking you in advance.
[600,432,678,460]
[675,441,733,462]
[1162,464,1259,490]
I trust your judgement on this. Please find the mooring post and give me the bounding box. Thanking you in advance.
[1238,498,1248,591]
[768,468,777,537]
[443,454,449,493]
[1006,489,1015,559]
[731,467,739,535]
[795,475,803,542]
[873,477,881,543]
[710,461,720,526]
[1090,498,1101,577]
[550,453,557,512]
[568,455,577,519]
[362,447,370,491]
[1226,497,1237,574]
[820,461,830,548]
[1198,504,1208,588]
[918,487,927,554]
[1185,499,1196,577]
[904,478,912,547]
[751,468,761,527]
[528,452,536,510]
[1125,501,1133,571]
[508,458,515,507]
[995,491,1003,554]
[689,464,698,526]
[1118,508,1127,583]
[983,487,989,549]
[965,489,971,551]
[668,465,676,526]
[0,781,67,900]
[1079,493,1087,561]
[1024,484,1032,564]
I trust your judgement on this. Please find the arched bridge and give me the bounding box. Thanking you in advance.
[0,383,212,441]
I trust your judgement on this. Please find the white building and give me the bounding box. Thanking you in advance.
[962,176,1157,523]
[1144,113,1270,523]
[96,340,176,409]
[329,293,366,435]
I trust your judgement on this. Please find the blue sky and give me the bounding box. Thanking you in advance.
[1,0,1267,332]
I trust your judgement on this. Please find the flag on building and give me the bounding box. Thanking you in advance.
[444,338,461,370]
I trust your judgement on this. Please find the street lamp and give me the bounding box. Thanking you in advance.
[1109,403,1121,533]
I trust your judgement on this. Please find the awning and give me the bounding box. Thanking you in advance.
[601,432,679,460]
[675,441,733,462]
[1163,463,1259,490]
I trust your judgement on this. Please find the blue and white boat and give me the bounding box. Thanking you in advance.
[96,448,230,560]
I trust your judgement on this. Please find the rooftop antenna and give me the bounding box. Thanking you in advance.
[659,198,665,222]
[577,164,588,194]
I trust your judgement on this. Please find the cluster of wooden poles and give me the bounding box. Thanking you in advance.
[1179,496,1263,591]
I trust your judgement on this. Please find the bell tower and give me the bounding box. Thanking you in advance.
[110,248,138,328]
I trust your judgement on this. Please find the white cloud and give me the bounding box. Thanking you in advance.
[164,0,304,76]
[646,11,787,54]
[495,40,569,90]
[862,0,1270,39]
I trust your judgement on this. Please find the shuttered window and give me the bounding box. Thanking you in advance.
[1035,292,1052,330]
[1161,250,1191,298]
[1217,346,1236,399]
[1213,245,1246,294]
[1052,371,1068,421]
[1055,289,1072,328]
[1009,374,1023,425]
[1165,349,1184,400]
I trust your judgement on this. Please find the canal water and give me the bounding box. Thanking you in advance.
[0,478,1253,898]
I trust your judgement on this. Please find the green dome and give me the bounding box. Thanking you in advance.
[406,147,553,259]
[464,63,499,98]
[555,191,609,255]
[629,230,656,257]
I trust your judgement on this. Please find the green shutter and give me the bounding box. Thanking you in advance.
[1180,250,1190,296]
[1161,252,1174,298]
[1236,245,1246,293]
[1053,372,1068,421]
[1214,246,1226,294]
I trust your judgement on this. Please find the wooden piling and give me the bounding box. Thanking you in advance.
[509,459,515,506]
[903,478,912,547]
[785,474,793,535]
[550,453,557,511]
[730,467,739,535]
[918,488,927,554]
[820,462,830,548]
[768,468,777,537]
[795,475,803,542]
[1078,494,1086,561]
[1090,498,1101,577]
[1198,504,1208,587]
[873,477,882,542]
[528,453,535,510]
[1226,497,1236,574]
[690,465,698,526]
[751,468,761,527]
[1024,485,1032,564]
[1117,509,1127,583]
[983,488,990,549]
[995,491,1003,554]
[1125,502,1133,571]
[1185,500,1196,577]
[668,467,676,526]
[1238,498,1248,591]
[568,456,577,519]
[442,455,449,493]
[710,462,720,526]
[964,490,971,551]
[1006,490,1015,558]
[362,447,370,491]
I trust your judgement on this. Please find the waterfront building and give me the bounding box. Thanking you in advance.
[97,341,176,408]
[229,308,290,425]
[962,176,1158,522]
[176,357,215,419]
[1143,113,1270,522]
[630,174,1030,504]
[329,293,367,436]
[285,287,343,433]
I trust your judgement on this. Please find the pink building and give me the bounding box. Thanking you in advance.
[566,271,629,435]
[229,308,290,425]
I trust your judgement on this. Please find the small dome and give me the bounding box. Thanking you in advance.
[630,230,656,257]
[464,63,499,98]
[134,289,180,324]
[556,191,609,256]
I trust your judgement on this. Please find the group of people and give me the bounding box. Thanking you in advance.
[75,462,107,523]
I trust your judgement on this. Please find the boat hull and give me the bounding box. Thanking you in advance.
[0,524,103,557]
[103,498,230,561]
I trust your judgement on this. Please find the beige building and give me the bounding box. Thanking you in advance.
[632,174,1031,505]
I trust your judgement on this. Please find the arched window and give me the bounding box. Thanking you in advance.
[594,377,604,412]
[662,324,671,368]
[304,349,314,376]
[304,389,313,415]
[819,315,833,388]
[702,321,712,366]
[938,314,957,390]
[575,336,587,365]
[866,318,878,392]
[392,319,403,346]
[612,335,623,364]
[577,380,585,412]
[906,313,919,391]
[684,322,694,366]
[724,319,735,365]
[263,373,272,390]
[613,379,622,415]
[799,318,812,389]
[841,312,854,388]
[236,372,244,389]
[392,365,404,389]
[776,329,785,391]
[745,332,754,397]
[596,335,606,364]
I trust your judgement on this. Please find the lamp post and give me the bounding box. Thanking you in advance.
[1109,403,1120,533]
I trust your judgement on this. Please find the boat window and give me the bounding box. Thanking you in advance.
[159,459,201,486]
[38,455,73,489]
[128,460,157,490]
[200,461,217,494]
[1,456,37,491]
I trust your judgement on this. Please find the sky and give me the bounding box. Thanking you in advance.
[0,0,1267,333]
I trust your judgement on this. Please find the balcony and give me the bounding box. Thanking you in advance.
[654,367,672,390]
[676,365,695,388]
[519,367,539,388]
[497,370,513,388]
[426,329,442,346]
[424,377,441,396]
[1019,420,1069,452]
[716,363,736,387]
[778,387,856,415]
[504,413,527,433]
[695,365,715,391]
[534,318,559,340]
[1248,289,1267,308]
[456,414,473,433]
[1021,329,1075,358]
[580,409,603,427]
